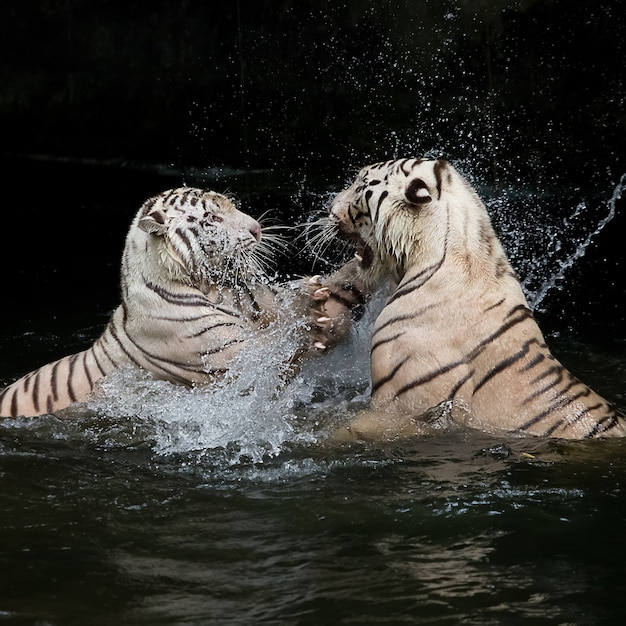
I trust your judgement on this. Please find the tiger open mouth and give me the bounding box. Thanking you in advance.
[354,239,373,269]
[335,227,373,270]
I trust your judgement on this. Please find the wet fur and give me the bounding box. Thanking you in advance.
[0,188,364,418]
[329,158,626,440]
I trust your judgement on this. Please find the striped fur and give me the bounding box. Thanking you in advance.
[0,188,363,418]
[329,158,626,440]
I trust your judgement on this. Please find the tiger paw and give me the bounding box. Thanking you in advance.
[300,258,372,352]
[303,274,353,351]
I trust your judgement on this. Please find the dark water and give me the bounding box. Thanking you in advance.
[2,159,626,625]
[3,394,626,625]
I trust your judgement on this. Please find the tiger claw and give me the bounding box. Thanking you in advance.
[317,316,331,323]
[313,287,331,300]
[313,341,327,350]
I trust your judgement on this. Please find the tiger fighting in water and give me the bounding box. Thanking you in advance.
[325,158,626,441]
[0,188,366,418]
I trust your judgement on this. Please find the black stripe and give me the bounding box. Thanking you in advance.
[153,311,226,323]
[394,356,468,398]
[187,321,242,339]
[371,356,410,395]
[10,388,19,418]
[399,159,413,175]
[530,363,564,385]
[449,314,532,375]
[116,315,224,384]
[33,372,40,413]
[373,304,438,336]
[522,364,567,404]
[380,304,534,400]
[67,353,80,402]
[371,331,405,354]
[107,321,141,368]
[92,339,113,375]
[586,412,622,438]
[386,255,446,306]
[519,351,546,372]
[203,338,246,356]
[51,360,61,402]
[433,159,445,199]
[473,338,542,394]
[146,282,243,318]
[348,205,364,227]
[448,369,474,399]
[542,402,601,437]
[1,387,19,417]
[483,297,506,313]
[517,402,562,433]
[518,386,593,434]
[145,281,212,308]
[472,306,533,353]
[139,196,158,217]
[82,351,94,388]
[21,372,31,393]
[373,190,389,222]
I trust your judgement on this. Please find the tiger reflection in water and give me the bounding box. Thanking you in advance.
[0,188,367,418]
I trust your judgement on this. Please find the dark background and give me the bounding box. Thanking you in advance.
[1,0,625,341]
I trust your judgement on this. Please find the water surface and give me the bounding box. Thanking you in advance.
[1,160,626,625]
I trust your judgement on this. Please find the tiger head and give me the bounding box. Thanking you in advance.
[128,187,267,288]
[329,158,494,285]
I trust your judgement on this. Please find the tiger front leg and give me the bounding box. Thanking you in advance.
[304,258,371,351]
[306,275,352,350]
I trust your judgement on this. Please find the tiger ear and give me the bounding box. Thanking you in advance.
[138,209,168,236]
[404,177,432,205]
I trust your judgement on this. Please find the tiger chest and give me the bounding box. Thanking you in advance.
[369,314,472,413]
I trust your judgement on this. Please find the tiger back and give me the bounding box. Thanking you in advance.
[328,158,626,440]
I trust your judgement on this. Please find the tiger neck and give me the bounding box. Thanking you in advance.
[396,233,526,308]
[203,280,278,327]
[122,252,275,328]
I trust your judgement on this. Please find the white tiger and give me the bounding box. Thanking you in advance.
[326,158,626,441]
[0,187,367,418]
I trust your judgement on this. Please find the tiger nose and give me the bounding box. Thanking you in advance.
[330,199,348,223]
[249,220,262,242]
[329,189,351,220]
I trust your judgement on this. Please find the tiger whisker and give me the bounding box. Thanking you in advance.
[298,218,342,264]
[260,228,292,255]
[293,216,331,244]
[255,208,283,225]
[249,247,275,275]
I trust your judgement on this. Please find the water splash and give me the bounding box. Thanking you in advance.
[486,174,626,312]
[89,318,309,464]
[531,174,625,310]
[87,293,379,465]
